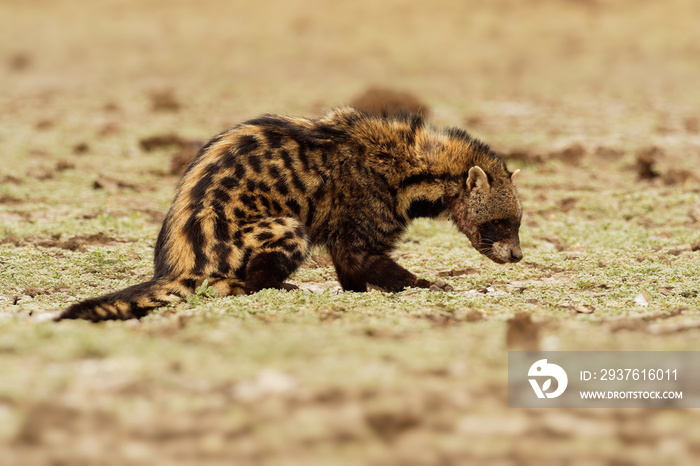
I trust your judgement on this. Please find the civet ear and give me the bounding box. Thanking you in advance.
[467,166,490,192]
[511,169,521,181]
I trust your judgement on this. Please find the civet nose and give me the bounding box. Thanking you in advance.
[510,248,523,262]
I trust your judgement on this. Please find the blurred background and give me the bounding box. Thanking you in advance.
[3,0,700,162]
[2,0,700,464]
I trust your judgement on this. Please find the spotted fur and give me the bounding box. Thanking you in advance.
[58,107,523,322]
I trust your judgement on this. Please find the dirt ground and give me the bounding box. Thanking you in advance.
[1,0,700,464]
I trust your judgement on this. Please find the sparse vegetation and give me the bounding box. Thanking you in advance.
[1,0,700,464]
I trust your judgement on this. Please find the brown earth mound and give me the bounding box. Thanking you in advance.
[349,87,430,118]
